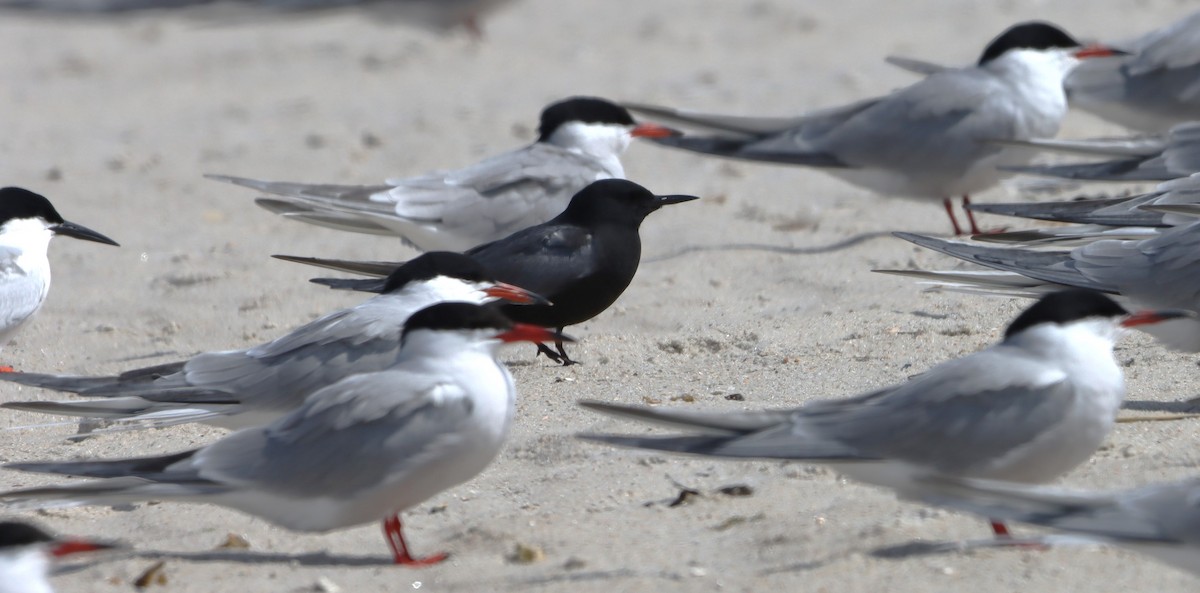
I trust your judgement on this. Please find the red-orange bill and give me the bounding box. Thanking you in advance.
[496,323,574,344]
[484,282,551,306]
[631,123,680,139]
[51,538,121,557]
[1074,44,1129,59]
[1121,309,1192,328]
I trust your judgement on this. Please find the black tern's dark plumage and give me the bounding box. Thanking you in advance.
[291,179,698,364]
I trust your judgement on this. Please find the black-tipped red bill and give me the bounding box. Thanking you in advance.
[484,282,551,306]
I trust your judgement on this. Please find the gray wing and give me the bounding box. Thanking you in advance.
[467,224,595,296]
[794,348,1078,475]
[578,401,865,460]
[193,370,477,497]
[1067,11,1200,132]
[386,142,611,232]
[1073,221,1200,309]
[622,102,813,136]
[83,298,410,411]
[965,193,1170,227]
[584,346,1076,470]
[916,475,1200,546]
[163,299,409,407]
[1006,122,1200,181]
[894,232,1116,293]
[624,100,870,167]
[806,68,1014,170]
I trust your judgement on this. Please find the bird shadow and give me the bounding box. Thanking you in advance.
[762,535,1056,575]
[125,548,395,567]
[1122,399,1200,413]
[645,232,893,263]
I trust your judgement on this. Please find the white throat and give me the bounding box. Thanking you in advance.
[543,121,631,176]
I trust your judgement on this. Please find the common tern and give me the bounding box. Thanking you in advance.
[0,521,118,593]
[209,96,676,252]
[0,187,118,371]
[915,474,1200,577]
[887,227,1200,350]
[2,302,570,566]
[1066,10,1200,134]
[625,22,1122,235]
[579,290,1186,537]
[888,11,1200,133]
[276,179,699,365]
[0,251,544,429]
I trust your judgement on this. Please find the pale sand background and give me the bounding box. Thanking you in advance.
[0,0,1198,590]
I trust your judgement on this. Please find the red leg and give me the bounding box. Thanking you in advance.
[962,195,983,235]
[989,519,1011,538]
[942,198,965,235]
[382,515,448,567]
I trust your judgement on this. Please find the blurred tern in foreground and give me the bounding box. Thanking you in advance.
[916,475,1200,577]
[888,11,1200,133]
[1067,10,1200,133]
[2,303,569,566]
[0,521,118,593]
[210,96,676,251]
[0,187,118,371]
[998,121,1200,182]
[580,290,1186,537]
[276,179,699,365]
[890,226,1200,350]
[626,22,1123,235]
[0,251,544,429]
[955,173,1200,245]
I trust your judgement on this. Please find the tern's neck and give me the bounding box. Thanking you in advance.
[983,49,1077,136]
[542,122,630,176]
[0,219,53,275]
[1005,318,1121,373]
[401,330,502,362]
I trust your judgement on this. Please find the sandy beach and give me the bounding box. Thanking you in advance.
[1,0,1199,590]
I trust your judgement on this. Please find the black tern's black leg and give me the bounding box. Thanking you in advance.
[553,333,577,366]
[536,343,565,364]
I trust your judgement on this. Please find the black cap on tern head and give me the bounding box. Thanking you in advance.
[0,187,65,225]
[978,22,1081,65]
[0,521,54,549]
[558,179,699,226]
[401,302,513,342]
[0,186,119,246]
[382,252,491,294]
[537,97,636,142]
[1004,289,1128,339]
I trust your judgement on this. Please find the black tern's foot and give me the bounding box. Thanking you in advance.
[535,342,578,366]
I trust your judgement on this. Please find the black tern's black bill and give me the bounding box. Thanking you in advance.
[52,221,119,246]
[655,194,700,207]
